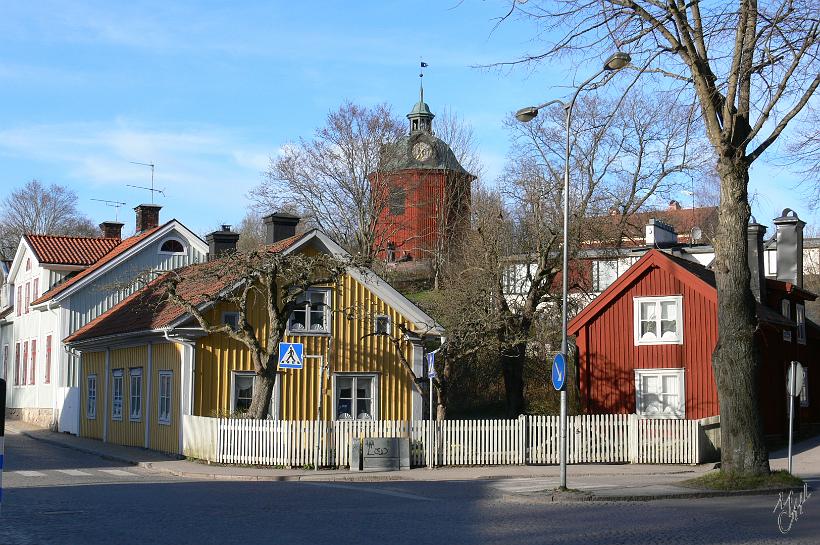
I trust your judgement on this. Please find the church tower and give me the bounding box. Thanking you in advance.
[370,78,474,267]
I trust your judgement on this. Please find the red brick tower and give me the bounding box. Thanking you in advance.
[370,84,474,265]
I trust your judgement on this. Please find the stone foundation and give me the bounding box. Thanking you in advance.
[5,407,55,429]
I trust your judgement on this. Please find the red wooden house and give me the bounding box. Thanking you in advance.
[568,217,820,436]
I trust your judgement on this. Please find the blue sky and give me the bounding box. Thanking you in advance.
[0,1,815,237]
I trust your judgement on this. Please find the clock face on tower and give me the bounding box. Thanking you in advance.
[412,141,433,162]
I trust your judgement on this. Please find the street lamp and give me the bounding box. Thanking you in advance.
[516,51,630,490]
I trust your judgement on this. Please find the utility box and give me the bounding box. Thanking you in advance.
[350,437,410,471]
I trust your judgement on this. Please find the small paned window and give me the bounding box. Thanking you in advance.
[112,370,124,420]
[782,299,792,342]
[2,345,8,384]
[335,375,376,421]
[129,368,143,421]
[633,296,683,345]
[158,371,173,425]
[87,374,97,419]
[800,367,809,408]
[223,312,240,331]
[14,343,20,385]
[635,368,685,418]
[26,258,31,271]
[25,282,30,314]
[32,278,39,301]
[796,304,806,345]
[374,314,391,335]
[232,372,255,413]
[288,289,331,334]
[22,341,28,385]
[159,238,186,254]
[16,285,21,316]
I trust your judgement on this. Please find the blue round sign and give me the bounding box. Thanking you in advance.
[552,353,567,391]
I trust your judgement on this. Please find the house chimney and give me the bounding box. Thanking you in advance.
[645,218,678,247]
[99,221,124,240]
[668,200,682,211]
[205,224,240,260]
[773,208,805,287]
[747,217,767,303]
[134,204,162,233]
[263,212,300,244]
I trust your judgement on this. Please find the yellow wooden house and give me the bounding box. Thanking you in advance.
[65,225,443,454]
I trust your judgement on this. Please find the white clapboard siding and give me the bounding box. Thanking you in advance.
[182,414,709,467]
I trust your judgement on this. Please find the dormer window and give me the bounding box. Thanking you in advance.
[159,238,186,255]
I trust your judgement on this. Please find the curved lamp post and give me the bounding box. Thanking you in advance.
[516,51,630,490]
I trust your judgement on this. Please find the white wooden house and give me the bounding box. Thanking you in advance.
[0,205,207,432]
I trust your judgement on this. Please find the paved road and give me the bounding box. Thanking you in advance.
[1,428,817,545]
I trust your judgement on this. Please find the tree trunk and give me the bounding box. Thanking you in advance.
[248,366,277,419]
[436,354,454,421]
[712,155,770,475]
[501,342,526,417]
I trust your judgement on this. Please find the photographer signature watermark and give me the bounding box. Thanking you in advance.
[773,483,811,534]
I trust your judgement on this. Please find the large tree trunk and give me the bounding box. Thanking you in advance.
[712,156,770,475]
[501,342,526,417]
[248,365,277,419]
[435,354,454,421]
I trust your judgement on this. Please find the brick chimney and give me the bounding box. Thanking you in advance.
[135,204,162,233]
[263,212,300,244]
[773,208,805,287]
[206,225,240,260]
[645,218,678,247]
[747,217,767,303]
[99,221,124,240]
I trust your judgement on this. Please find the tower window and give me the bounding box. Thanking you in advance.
[389,187,406,216]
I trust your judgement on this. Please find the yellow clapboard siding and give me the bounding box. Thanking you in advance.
[149,342,182,454]
[80,351,105,440]
[193,273,415,421]
[109,345,146,448]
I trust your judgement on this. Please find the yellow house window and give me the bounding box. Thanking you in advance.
[335,375,376,421]
[87,374,97,419]
[288,289,330,334]
[232,372,255,413]
[112,369,124,421]
[129,368,143,421]
[158,371,173,425]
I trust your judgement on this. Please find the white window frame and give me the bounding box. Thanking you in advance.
[231,371,256,413]
[112,369,124,421]
[158,237,187,255]
[782,299,792,342]
[287,288,331,335]
[333,374,378,421]
[796,303,806,345]
[634,368,685,419]
[633,296,684,345]
[87,374,97,419]
[800,366,809,408]
[158,371,173,425]
[374,314,392,336]
[129,368,142,421]
[222,311,240,331]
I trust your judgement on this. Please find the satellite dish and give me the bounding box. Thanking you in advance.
[691,226,703,244]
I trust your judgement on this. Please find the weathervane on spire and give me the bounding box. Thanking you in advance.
[419,60,428,101]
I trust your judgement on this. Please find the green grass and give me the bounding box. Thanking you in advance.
[683,470,804,491]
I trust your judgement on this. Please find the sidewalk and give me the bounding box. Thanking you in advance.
[8,419,814,501]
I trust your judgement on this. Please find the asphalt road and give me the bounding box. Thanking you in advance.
[1,428,817,545]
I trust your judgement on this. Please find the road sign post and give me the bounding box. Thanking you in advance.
[552,353,568,489]
[427,352,436,469]
[1,378,5,513]
[787,361,804,474]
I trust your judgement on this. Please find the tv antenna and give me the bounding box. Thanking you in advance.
[90,198,127,221]
[127,161,165,202]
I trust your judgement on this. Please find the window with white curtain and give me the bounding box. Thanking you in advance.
[635,368,685,418]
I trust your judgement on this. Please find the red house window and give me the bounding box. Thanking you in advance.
[16,285,22,316]
[45,335,52,384]
[30,339,37,385]
[22,341,28,385]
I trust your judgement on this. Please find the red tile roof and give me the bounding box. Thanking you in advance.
[65,233,307,343]
[584,206,718,247]
[25,234,121,266]
[32,224,164,305]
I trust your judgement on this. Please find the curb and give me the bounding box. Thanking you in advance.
[506,484,813,503]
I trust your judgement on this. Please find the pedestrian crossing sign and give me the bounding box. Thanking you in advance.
[278,342,304,370]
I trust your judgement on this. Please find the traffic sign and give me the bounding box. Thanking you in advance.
[552,353,566,391]
[787,361,805,397]
[427,353,436,379]
[278,342,304,370]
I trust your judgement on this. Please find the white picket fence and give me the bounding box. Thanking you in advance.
[182,414,716,468]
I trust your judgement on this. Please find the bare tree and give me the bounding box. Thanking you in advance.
[494,0,820,475]
[234,210,266,252]
[0,180,98,258]
[251,102,404,262]
[155,249,350,418]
